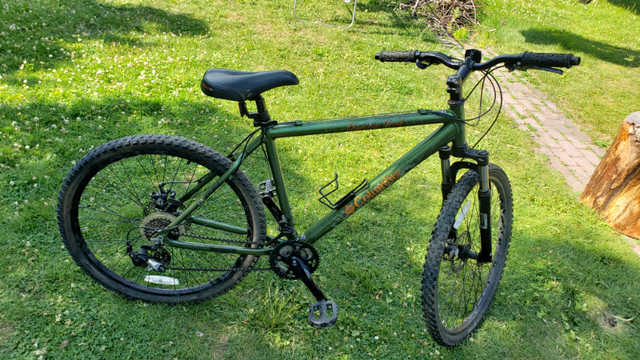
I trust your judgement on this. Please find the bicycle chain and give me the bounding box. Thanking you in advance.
[166,266,271,272]
[182,232,249,245]
[165,232,270,272]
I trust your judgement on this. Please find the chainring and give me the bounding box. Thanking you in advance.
[269,241,319,280]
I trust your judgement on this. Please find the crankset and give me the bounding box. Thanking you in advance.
[269,241,338,328]
[269,241,319,279]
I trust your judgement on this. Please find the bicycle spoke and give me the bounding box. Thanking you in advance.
[117,160,147,209]
[100,166,147,210]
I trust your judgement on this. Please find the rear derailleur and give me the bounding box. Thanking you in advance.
[128,243,171,272]
[269,241,338,328]
[129,184,187,272]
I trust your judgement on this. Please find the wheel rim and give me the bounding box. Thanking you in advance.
[71,150,258,294]
[436,176,505,333]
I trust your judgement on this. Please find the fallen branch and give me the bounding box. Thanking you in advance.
[397,0,479,38]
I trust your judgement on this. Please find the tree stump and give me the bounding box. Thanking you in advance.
[580,112,640,239]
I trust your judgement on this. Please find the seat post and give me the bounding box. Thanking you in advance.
[254,96,270,122]
[239,96,274,127]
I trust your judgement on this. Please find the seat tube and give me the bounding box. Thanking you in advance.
[262,136,295,226]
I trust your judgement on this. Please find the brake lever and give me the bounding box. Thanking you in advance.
[416,60,431,70]
[530,66,564,75]
[509,62,565,75]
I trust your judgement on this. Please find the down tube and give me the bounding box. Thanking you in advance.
[299,122,459,244]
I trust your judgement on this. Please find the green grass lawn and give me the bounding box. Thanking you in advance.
[1,0,639,359]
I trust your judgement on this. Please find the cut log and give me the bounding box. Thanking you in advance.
[580,112,640,239]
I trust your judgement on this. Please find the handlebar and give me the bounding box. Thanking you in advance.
[375,50,580,71]
[520,52,580,68]
[374,50,420,63]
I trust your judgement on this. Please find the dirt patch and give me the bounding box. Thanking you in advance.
[212,332,230,358]
[0,322,16,353]
[598,311,635,332]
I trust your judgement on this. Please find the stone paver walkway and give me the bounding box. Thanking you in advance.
[494,70,605,193]
[483,52,640,257]
[448,46,605,193]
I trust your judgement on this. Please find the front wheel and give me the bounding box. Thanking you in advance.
[422,164,513,346]
[57,134,266,304]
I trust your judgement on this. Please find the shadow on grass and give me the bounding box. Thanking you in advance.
[363,1,439,42]
[0,0,208,75]
[521,28,640,68]
[607,0,639,15]
[463,229,640,358]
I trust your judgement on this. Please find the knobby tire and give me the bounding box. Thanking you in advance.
[422,164,513,346]
[57,134,266,304]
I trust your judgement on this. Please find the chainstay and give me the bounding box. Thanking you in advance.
[166,266,271,272]
[182,233,253,245]
[168,233,269,271]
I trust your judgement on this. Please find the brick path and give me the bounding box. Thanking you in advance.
[495,70,605,193]
[447,47,604,193]
[484,53,640,257]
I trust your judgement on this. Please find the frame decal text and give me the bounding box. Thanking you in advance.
[345,171,402,214]
[346,117,405,131]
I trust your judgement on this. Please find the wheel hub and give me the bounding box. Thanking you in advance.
[444,230,482,272]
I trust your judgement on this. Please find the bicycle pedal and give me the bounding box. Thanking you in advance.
[308,300,338,328]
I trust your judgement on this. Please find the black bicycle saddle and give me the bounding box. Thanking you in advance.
[201,69,299,102]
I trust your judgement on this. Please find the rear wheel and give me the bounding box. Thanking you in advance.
[422,164,512,346]
[57,134,266,304]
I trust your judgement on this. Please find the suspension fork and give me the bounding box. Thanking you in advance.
[476,153,492,263]
[440,52,492,262]
[439,146,454,203]
[442,146,493,263]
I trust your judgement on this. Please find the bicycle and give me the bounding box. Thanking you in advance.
[57,49,580,346]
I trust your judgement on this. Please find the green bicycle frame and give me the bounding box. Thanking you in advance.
[162,106,468,255]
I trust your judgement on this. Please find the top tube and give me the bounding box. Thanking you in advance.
[266,110,458,139]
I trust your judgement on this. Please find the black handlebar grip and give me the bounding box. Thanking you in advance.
[521,52,581,68]
[375,50,418,62]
